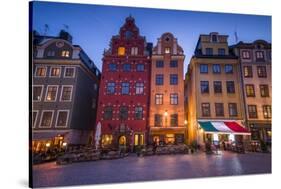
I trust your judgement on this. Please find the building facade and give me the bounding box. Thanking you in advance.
[186,32,249,145]
[32,30,101,152]
[232,40,272,145]
[149,33,186,145]
[95,16,152,151]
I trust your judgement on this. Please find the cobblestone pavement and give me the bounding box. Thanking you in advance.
[32,151,271,188]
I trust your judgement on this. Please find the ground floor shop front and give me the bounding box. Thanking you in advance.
[149,127,187,145]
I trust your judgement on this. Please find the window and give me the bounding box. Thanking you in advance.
[136,64,144,71]
[218,48,225,55]
[33,86,43,101]
[170,60,178,67]
[135,106,143,120]
[213,81,222,93]
[45,86,58,101]
[225,64,233,74]
[40,111,53,128]
[106,82,115,94]
[156,74,164,85]
[121,82,130,95]
[131,47,138,55]
[135,83,144,95]
[56,110,69,127]
[165,47,170,54]
[256,51,264,61]
[123,64,131,72]
[156,60,164,68]
[154,114,163,127]
[61,50,70,57]
[170,74,178,85]
[260,85,269,97]
[104,106,113,120]
[35,66,46,77]
[155,94,163,105]
[120,106,128,120]
[64,67,75,78]
[263,105,271,119]
[170,114,178,127]
[50,67,61,77]
[206,48,213,55]
[102,135,113,146]
[118,47,125,56]
[47,51,55,57]
[228,103,238,117]
[32,111,38,128]
[244,66,253,77]
[170,93,178,105]
[200,64,208,73]
[211,35,218,42]
[248,105,258,118]
[226,81,235,94]
[213,64,221,73]
[109,63,117,71]
[257,66,267,78]
[60,86,73,101]
[242,51,250,59]
[202,103,211,117]
[215,103,224,117]
[200,81,209,93]
[125,31,133,39]
[245,84,255,97]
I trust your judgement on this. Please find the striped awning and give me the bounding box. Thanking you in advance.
[198,121,250,135]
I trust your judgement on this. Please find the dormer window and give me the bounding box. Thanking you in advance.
[211,34,218,42]
[118,47,125,56]
[47,51,55,57]
[61,50,70,57]
[165,47,170,54]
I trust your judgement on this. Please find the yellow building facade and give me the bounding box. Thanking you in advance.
[149,33,186,144]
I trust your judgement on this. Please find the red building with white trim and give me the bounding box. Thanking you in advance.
[95,16,152,151]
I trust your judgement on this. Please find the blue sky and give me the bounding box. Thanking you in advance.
[32,1,271,73]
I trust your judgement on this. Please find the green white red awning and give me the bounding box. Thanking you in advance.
[198,121,250,135]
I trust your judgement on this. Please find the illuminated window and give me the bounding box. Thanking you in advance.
[60,86,73,101]
[56,110,69,127]
[155,94,163,105]
[61,50,70,57]
[135,83,144,94]
[45,86,58,101]
[131,47,138,55]
[118,47,125,56]
[35,67,46,77]
[164,47,170,54]
[257,66,267,78]
[245,84,255,97]
[263,105,271,119]
[260,85,269,97]
[33,86,43,101]
[244,66,253,77]
[242,50,250,59]
[202,103,210,117]
[50,67,61,77]
[102,135,113,146]
[170,94,178,105]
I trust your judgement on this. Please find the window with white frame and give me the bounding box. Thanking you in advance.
[40,111,54,128]
[45,86,58,101]
[50,67,61,77]
[47,51,55,57]
[64,67,75,78]
[135,83,144,95]
[60,86,73,101]
[131,47,138,55]
[35,66,46,77]
[32,111,38,128]
[56,110,69,127]
[33,85,43,101]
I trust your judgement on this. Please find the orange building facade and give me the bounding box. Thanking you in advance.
[149,33,186,145]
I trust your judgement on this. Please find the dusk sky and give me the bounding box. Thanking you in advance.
[32,1,271,73]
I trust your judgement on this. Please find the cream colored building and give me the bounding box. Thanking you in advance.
[186,32,248,145]
[149,33,186,144]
